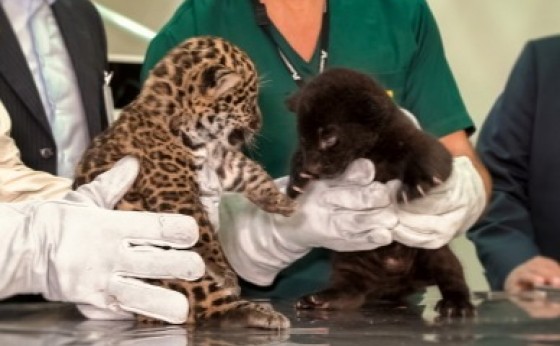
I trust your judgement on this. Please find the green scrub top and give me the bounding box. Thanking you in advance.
[141,0,474,299]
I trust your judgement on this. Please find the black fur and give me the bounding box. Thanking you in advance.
[286,68,473,317]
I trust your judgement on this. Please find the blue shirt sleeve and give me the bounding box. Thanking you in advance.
[468,42,541,290]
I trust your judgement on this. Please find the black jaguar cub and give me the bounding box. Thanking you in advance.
[286,68,474,317]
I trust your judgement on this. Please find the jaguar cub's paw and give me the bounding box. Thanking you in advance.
[220,301,291,329]
[296,289,365,310]
[397,150,452,203]
[260,193,297,216]
[296,293,332,310]
[287,172,314,198]
[246,303,291,330]
[286,183,303,199]
[434,297,475,318]
[397,175,441,203]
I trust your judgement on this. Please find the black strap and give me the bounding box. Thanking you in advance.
[252,0,329,87]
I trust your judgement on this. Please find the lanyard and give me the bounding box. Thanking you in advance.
[252,0,329,87]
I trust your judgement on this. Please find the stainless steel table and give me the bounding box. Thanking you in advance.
[1,291,560,345]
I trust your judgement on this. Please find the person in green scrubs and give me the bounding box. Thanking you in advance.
[141,0,491,299]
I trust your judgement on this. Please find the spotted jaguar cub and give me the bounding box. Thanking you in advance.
[73,36,295,329]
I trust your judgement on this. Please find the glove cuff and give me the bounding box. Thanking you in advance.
[0,202,50,298]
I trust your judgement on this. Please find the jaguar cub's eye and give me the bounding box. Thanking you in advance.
[318,126,338,150]
[319,135,338,150]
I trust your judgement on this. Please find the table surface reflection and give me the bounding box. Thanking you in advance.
[1,291,560,345]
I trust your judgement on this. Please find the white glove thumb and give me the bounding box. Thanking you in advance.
[66,155,140,208]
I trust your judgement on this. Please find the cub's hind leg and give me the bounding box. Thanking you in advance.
[186,213,290,329]
[296,252,372,310]
[143,273,290,329]
[135,180,290,329]
[418,246,474,318]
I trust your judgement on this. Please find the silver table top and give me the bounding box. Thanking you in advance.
[1,291,559,345]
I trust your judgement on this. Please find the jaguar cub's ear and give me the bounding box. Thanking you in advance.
[201,65,242,98]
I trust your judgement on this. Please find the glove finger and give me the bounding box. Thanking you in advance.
[330,158,376,186]
[77,304,133,320]
[119,246,205,281]
[325,211,396,251]
[322,183,391,210]
[333,209,398,233]
[392,208,467,248]
[392,224,439,248]
[71,156,140,208]
[398,208,463,231]
[107,212,200,248]
[322,228,393,251]
[398,192,458,214]
[108,276,189,324]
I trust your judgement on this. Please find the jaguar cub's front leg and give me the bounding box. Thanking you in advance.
[395,132,453,202]
[218,150,296,216]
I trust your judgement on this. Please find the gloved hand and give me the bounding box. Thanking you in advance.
[216,155,485,286]
[218,159,397,286]
[0,156,205,324]
[390,156,486,249]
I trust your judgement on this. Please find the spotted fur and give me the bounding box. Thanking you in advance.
[74,36,294,329]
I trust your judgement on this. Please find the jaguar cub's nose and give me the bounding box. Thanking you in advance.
[304,163,323,176]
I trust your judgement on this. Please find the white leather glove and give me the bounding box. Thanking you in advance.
[390,156,486,249]
[218,159,397,286]
[0,156,205,324]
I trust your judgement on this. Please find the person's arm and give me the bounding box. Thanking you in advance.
[0,102,71,202]
[468,41,545,290]
[380,1,489,247]
[396,1,492,196]
[440,130,491,200]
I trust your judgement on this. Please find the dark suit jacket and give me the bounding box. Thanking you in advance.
[468,35,560,290]
[0,0,107,175]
